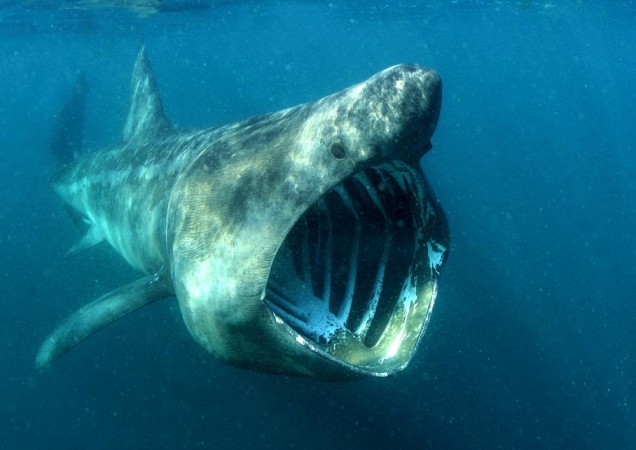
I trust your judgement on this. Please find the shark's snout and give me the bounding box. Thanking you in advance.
[374,65,442,163]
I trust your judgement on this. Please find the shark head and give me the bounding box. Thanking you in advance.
[167,64,449,379]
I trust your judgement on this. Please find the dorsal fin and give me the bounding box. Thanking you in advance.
[123,46,172,142]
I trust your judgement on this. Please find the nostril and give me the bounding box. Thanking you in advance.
[330,143,346,159]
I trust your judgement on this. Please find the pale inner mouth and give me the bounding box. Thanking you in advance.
[265,163,420,350]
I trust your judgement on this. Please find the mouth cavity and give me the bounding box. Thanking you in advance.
[265,161,442,374]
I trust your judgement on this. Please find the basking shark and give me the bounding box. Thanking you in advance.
[37,47,449,380]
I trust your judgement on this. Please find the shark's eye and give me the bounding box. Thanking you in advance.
[330,142,346,159]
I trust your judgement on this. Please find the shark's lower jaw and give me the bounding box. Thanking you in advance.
[265,161,446,376]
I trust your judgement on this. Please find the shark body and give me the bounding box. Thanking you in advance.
[37,48,449,380]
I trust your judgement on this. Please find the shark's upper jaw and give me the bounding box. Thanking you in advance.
[264,160,448,376]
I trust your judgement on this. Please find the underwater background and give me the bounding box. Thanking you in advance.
[1,1,635,448]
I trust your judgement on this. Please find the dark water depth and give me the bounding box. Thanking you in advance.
[1,1,635,449]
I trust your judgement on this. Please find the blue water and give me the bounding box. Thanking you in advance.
[2,1,635,448]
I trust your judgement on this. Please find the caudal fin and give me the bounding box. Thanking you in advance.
[50,73,88,165]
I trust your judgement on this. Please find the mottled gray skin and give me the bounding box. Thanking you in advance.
[37,47,445,379]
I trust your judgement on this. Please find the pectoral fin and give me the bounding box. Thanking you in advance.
[66,225,104,256]
[36,274,173,369]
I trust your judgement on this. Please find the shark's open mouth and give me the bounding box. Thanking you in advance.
[265,161,447,375]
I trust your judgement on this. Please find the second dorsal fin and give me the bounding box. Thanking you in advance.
[123,46,172,142]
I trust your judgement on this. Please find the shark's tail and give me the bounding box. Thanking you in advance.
[50,73,88,165]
